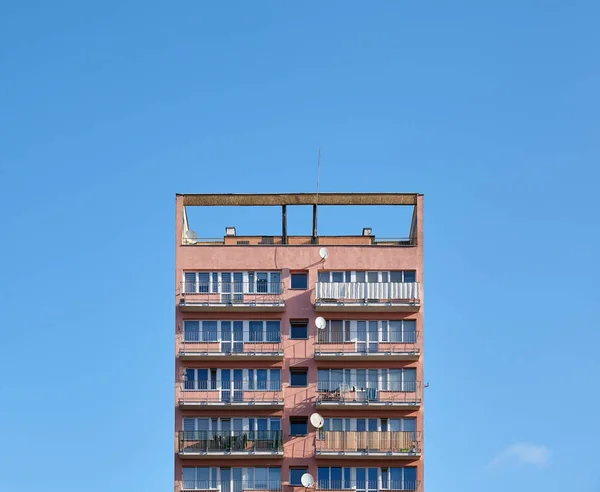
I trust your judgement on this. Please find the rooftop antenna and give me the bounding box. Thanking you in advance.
[312,148,321,244]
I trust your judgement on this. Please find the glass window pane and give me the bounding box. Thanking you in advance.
[266,321,281,342]
[403,320,417,343]
[318,468,330,489]
[291,273,308,289]
[290,418,308,435]
[270,369,281,390]
[290,469,307,486]
[381,272,389,282]
[318,369,328,391]
[389,321,402,343]
[332,272,344,282]
[184,272,196,293]
[367,272,378,283]
[197,468,210,488]
[330,320,343,343]
[257,369,267,390]
[182,468,195,487]
[318,271,329,283]
[270,272,281,293]
[355,271,365,282]
[390,468,402,489]
[403,270,416,283]
[330,467,342,485]
[198,273,210,293]
[290,322,308,339]
[403,467,417,486]
[390,271,403,282]
[290,369,308,387]
[402,418,417,432]
[255,468,267,490]
[257,273,268,293]
[250,321,263,342]
[202,321,218,342]
[269,468,281,490]
[184,321,200,342]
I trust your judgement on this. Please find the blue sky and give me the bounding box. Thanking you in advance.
[0,1,599,491]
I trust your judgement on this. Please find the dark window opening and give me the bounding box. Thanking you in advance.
[290,321,308,339]
[290,418,309,436]
[290,468,308,485]
[291,272,308,289]
[290,368,308,387]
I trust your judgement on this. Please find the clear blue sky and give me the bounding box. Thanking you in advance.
[1,1,598,491]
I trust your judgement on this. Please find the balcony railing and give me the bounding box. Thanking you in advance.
[316,481,421,492]
[317,431,421,455]
[179,481,282,492]
[315,331,419,357]
[315,282,420,309]
[180,282,285,310]
[316,382,422,406]
[179,379,283,406]
[178,430,284,455]
[179,331,283,358]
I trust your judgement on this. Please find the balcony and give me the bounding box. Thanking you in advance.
[178,430,284,458]
[316,431,421,459]
[315,332,419,361]
[314,282,420,312]
[178,482,282,492]
[316,383,422,408]
[178,380,284,409]
[316,481,421,492]
[179,282,285,312]
[178,333,283,361]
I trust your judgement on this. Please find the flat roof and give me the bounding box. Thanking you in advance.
[178,193,420,206]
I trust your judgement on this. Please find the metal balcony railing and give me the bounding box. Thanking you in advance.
[181,281,284,306]
[315,282,420,303]
[315,480,420,492]
[178,430,284,454]
[315,331,419,356]
[180,379,283,405]
[317,431,421,454]
[316,382,422,405]
[179,481,282,492]
[179,331,283,356]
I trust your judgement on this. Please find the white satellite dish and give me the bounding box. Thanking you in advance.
[315,317,326,330]
[310,413,324,428]
[319,247,329,260]
[301,473,315,488]
[185,229,199,243]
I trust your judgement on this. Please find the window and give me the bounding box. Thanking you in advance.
[290,468,308,486]
[182,467,217,489]
[382,467,417,490]
[290,321,308,339]
[317,467,351,490]
[289,417,308,436]
[290,368,308,387]
[291,272,308,289]
[184,271,282,294]
[316,270,416,284]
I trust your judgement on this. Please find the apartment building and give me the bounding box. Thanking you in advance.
[175,193,424,492]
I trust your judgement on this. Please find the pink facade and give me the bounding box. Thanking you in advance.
[175,193,424,492]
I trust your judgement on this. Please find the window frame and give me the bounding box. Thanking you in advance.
[290,272,309,290]
[289,468,309,486]
[289,368,309,387]
[290,320,309,340]
[289,417,309,436]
